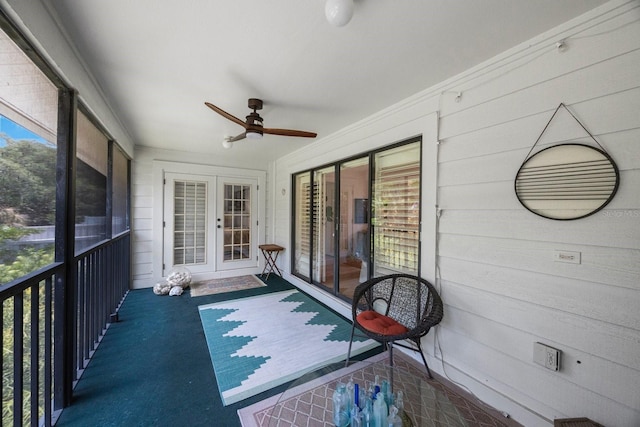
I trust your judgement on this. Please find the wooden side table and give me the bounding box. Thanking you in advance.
[259,244,284,280]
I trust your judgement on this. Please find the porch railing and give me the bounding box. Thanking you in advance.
[1,232,130,426]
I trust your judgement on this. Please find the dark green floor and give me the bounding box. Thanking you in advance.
[56,275,379,427]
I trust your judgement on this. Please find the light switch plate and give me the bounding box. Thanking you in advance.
[554,250,581,264]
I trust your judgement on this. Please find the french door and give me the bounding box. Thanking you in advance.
[216,177,258,271]
[162,173,258,276]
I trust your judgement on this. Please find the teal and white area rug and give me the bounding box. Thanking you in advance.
[198,289,378,406]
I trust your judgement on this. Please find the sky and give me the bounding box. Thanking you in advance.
[0,115,48,147]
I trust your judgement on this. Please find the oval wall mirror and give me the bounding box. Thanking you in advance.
[515,143,619,220]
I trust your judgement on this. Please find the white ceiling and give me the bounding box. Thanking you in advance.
[46,0,607,162]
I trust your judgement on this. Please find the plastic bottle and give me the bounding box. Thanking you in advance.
[361,397,373,427]
[372,391,388,427]
[351,405,362,427]
[394,390,404,419]
[333,382,350,427]
[381,380,390,407]
[386,405,402,427]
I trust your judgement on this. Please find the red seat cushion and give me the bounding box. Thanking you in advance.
[357,310,408,336]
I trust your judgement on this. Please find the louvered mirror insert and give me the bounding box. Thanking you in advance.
[515,143,619,220]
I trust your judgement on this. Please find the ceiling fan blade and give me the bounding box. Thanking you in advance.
[263,127,317,138]
[205,102,247,128]
[228,132,247,142]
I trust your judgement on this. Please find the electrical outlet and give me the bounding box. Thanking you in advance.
[545,347,559,370]
[533,342,561,371]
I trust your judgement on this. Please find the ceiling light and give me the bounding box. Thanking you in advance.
[246,130,263,139]
[325,0,354,27]
[222,138,233,149]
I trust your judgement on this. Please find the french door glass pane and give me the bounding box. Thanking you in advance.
[338,157,369,300]
[293,172,311,279]
[312,166,336,290]
[223,184,251,261]
[372,142,420,276]
[173,180,207,265]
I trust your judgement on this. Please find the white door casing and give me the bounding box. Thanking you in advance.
[152,161,266,283]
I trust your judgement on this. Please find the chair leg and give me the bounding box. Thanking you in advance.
[345,323,356,367]
[415,340,433,379]
[388,342,395,394]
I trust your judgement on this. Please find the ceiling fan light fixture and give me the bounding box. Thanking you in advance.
[325,0,354,27]
[222,138,233,149]
[246,130,263,139]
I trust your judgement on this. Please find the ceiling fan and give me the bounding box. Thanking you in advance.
[205,98,317,143]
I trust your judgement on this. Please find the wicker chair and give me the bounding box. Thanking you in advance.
[345,274,444,378]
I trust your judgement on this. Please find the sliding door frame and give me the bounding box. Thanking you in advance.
[291,136,422,302]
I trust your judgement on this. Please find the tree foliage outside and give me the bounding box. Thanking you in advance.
[2,282,50,425]
[1,136,56,424]
[0,137,57,226]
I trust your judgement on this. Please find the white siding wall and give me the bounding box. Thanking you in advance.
[272,2,640,426]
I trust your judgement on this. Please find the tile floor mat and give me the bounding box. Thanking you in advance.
[238,352,513,427]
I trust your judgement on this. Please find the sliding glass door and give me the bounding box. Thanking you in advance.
[371,143,421,276]
[338,157,369,299]
[292,137,420,301]
[292,172,311,280]
[312,166,336,292]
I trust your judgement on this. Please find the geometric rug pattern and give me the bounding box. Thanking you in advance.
[198,290,378,406]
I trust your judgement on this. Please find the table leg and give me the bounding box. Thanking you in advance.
[261,248,282,280]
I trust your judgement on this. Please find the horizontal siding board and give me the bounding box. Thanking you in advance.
[132,217,152,230]
[438,19,640,138]
[439,87,640,171]
[440,112,639,170]
[442,281,640,371]
[438,209,640,249]
[132,240,154,255]
[439,59,640,144]
[439,234,640,290]
[132,195,152,208]
[132,183,153,197]
[132,206,152,220]
[438,326,638,426]
[132,261,152,277]
[439,256,640,329]
[439,169,639,211]
[132,251,152,265]
[132,229,152,243]
[442,306,640,412]
[438,8,640,119]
